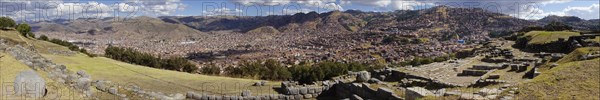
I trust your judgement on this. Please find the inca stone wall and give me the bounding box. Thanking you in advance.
[1,39,94,97]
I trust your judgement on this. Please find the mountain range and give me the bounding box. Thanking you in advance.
[30,6,599,40]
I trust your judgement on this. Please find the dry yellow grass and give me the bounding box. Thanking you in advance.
[0,53,89,99]
[43,53,278,95]
[517,58,600,99]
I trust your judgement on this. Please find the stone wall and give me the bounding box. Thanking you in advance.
[1,39,93,97]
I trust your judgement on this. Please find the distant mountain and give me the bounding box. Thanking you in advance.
[538,15,584,23]
[159,6,541,40]
[537,15,600,30]
[159,10,366,33]
[30,16,206,40]
[31,6,599,41]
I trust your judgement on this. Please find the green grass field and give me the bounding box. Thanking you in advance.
[1,30,278,96]
[517,58,599,99]
[517,47,600,99]
[0,53,91,99]
[520,31,580,45]
[556,47,600,63]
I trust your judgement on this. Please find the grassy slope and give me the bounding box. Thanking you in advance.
[0,53,88,99]
[518,47,600,99]
[556,47,600,64]
[1,30,277,95]
[521,31,580,45]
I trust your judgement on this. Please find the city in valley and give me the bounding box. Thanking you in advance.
[0,0,599,100]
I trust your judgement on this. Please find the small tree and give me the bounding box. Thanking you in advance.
[201,63,221,75]
[27,32,35,38]
[38,35,49,41]
[16,23,31,37]
[0,17,16,29]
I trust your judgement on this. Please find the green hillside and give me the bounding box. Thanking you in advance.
[1,30,277,96]
[556,47,600,63]
[0,52,92,99]
[520,31,580,45]
[518,47,600,99]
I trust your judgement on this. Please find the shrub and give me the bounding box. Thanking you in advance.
[224,59,292,80]
[434,56,448,62]
[201,63,221,75]
[104,46,198,73]
[38,35,49,41]
[16,24,31,37]
[223,60,373,83]
[45,38,95,57]
[0,17,16,29]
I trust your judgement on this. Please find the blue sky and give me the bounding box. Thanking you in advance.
[1,0,598,21]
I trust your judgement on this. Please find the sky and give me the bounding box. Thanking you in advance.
[1,0,598,22]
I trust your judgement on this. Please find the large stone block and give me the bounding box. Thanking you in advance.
[299,87,308,94]
[303,94,313,99]
[77,78,91,89]
[14,70,46,98]
[241,90,252,97]
[356,71,371,82]
[108,87,118,95]
[308,87,315,94]
[405,87,433,100]
[287,87,299,95]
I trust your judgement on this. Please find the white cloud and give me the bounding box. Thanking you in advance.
[202,7,243,16]
[266,8,312,15]
[232,0,343,10]
[562,3,599,19]
[123,0,186,16]
[0,0,186,21]
[521,3,599,20]
[231,0,292,6]
[539,0,573,5]
[351,0,391,7]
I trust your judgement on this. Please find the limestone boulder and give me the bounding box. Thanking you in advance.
[14,70,46,98]
[356,71,371,82]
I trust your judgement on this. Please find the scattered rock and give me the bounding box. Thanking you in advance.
[109,87,118,95]
[253,81,266,86]
[479,88,501,96]
[405,87,433,100]
[172,93,185,100]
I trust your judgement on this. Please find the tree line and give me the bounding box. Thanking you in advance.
[37,35,96,57]
[104,46,197,73]
[199,55,455,84]
[201,59,384,84]
[0,17,94,57]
